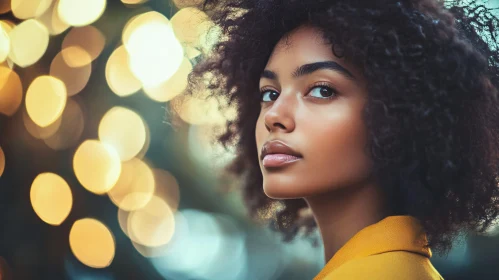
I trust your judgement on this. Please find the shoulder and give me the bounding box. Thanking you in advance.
[322,251,443,280]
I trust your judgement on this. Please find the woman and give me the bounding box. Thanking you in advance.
[182,0,499,278]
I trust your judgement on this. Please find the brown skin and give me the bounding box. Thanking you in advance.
[255,25,390,262]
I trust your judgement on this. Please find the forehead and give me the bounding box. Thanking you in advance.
[266,25,337,70]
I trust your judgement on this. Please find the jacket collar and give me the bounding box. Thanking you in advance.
[315,215,431,279]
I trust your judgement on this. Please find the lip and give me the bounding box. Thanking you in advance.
[260,140,302,168]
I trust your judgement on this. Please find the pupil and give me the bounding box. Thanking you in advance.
[270,91,278,100]
[321,87,331,96]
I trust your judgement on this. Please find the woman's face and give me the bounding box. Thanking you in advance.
[255,25,373,199]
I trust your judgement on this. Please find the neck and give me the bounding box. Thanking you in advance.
[305,181,389,263]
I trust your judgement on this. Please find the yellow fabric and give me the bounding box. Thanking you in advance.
[314,215,444,280]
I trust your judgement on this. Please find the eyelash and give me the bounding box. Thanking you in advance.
[259,82,338,102]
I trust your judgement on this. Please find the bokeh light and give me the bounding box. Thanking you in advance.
[128,196,175,247]
[69,218,115,268]
[25,75,67,127]
[8,19,49,67]
[44,97,85,150]
[62,26,105,66]
[73,140,121,194]
[0,145,4,177]
[22,107,62,140]
[107,158,155,211]
[171,7,212,49]
[98,107,147,161]
[36,0,70,35]
[30,172,72,226]
[105,45,141,97]
[152,169,180,212]
[124,12,184,87]
[143,57,192,102]
[50,48,92,96]
[172,0,203,8]
[11,0,53,19]
[0,67,23,116]
[58,0,107,27]
[0,24,10,63]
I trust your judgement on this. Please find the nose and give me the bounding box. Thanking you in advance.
[263,92,296,133]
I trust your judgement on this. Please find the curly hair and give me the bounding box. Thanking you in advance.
[179,0,499,254]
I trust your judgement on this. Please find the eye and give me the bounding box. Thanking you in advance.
[260,89,279,102]
[308,85,337,99]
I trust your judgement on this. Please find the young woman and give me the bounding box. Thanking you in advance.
[183,0,499,278]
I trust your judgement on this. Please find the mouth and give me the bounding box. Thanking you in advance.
[260,140,302,168]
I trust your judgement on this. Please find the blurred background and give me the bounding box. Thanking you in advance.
[0,0,499,279]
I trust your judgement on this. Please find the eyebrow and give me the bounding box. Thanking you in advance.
[260,61,355,82]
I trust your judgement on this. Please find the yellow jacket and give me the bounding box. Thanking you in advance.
[314,215,444,280]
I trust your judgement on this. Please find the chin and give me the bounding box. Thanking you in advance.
[262,180,307,199]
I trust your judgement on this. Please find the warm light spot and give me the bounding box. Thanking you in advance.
[143,57,192,102]
[44,97,84,150]
[30,172,72,225]
[0,145,5,177]
[0,20,15,31]
[23,107,62,140]
[8,19,49,67]
[153,169,180,212]
[58,0,106,27]
[125,13,184,87]
[69,218,115,268]
[98,107,146,161]
[36,0,69,35]
[171,94,226,125]
[25,75,67,128]
[50,47,92,96]
[0,25,9,63]
[62,26,105,65]
[73,140,121,194]
[128,196,175,247]
[172,0,203,9]
[117,208,130,236]
[122,11,169,48]
[108,158,155,211]
[171,7,212,48]
[0,67,22,117]
[105,45,141,97]
[11,0,52,19]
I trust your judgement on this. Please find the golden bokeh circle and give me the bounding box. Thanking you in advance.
[11,0,53,19]
[143,57,192,102]
[107,158,155,211]
[105,45,141,97]
[36,0,70,35]
[69,218,115,268]
[127,196,175,247]
[62,26,105,65]
[30,172,73,226]
[73,140,122,194]
[8,19,50,68]
[50,47,92,96]
[0,67,23,117]
[98,107,146,161]
[58,0,107,27]
[25,75,67,128]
